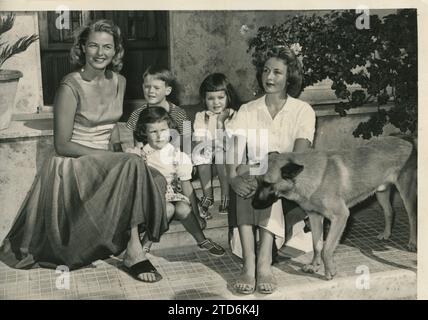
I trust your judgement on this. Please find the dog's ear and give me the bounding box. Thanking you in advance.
[281,162,304,179]
[252,182,278,209]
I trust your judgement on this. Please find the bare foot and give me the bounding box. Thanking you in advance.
[256,258,276,294]
[323,261,337,281]
[233,271,256,294]
[256,270,277,294]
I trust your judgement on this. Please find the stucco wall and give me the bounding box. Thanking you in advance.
[315,113,399,150]
[170,11,300,105]
[1,12,43,114]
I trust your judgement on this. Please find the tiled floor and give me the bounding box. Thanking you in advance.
[0,198,417,300]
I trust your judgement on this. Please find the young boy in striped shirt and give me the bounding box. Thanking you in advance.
[126,66,191,152]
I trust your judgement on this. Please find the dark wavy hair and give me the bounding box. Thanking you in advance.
[256,45,303,98]
[199,73,240,111]
[70,19,124,72]
[134,107,177,144]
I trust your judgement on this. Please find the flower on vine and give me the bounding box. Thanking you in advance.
[240,24,249,35]
[399,48,408,64]
[290,43,302,56]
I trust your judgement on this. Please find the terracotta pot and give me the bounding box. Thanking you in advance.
[0,69,23,130]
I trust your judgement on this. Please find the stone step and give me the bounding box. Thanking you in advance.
[149,201,230,251]
[148,176,228,251]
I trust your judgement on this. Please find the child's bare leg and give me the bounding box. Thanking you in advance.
[197,164,214,199]
[197,164,214,219]
[166,202,176,220]
[216,163,230,213]
[174,201,192,220]
[215,163,229,197]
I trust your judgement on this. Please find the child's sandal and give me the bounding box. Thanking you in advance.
[219,197,229,215]
[199,196,214,220]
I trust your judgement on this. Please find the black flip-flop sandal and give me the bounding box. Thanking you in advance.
[123,260,163,283]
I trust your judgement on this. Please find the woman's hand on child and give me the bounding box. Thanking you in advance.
[230,175,257,199]
[125,147,140,155]
[125,147,147,160]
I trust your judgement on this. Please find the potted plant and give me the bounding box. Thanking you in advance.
[247,9,417,139]
[0,12,39,130]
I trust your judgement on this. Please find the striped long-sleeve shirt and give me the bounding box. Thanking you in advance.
[126,102,192,137]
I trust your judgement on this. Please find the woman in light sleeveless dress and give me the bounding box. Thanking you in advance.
[0,20,168,277]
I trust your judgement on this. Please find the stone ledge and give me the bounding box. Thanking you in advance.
[0,118,53,140]
[12,111,53,121]
[313,102,393,117]
[1,102,393,141]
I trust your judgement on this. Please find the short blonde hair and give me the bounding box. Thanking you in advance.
[143,66,175,87]
[70,19,124,72]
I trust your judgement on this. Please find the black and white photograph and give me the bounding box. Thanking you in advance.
[0,0,426,301]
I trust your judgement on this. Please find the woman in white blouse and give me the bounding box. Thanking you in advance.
[225,45,316,294]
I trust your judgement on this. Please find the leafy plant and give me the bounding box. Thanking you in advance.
[248,9,417,139]
[0,13,39,70]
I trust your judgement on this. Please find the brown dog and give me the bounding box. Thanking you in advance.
[252,136,417,280]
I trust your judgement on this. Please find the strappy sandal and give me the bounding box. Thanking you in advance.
[219,197,229,215]
[123,259,163,283]
[233,273,256,295]
[256,273,277,294]
[198,196,214,220]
